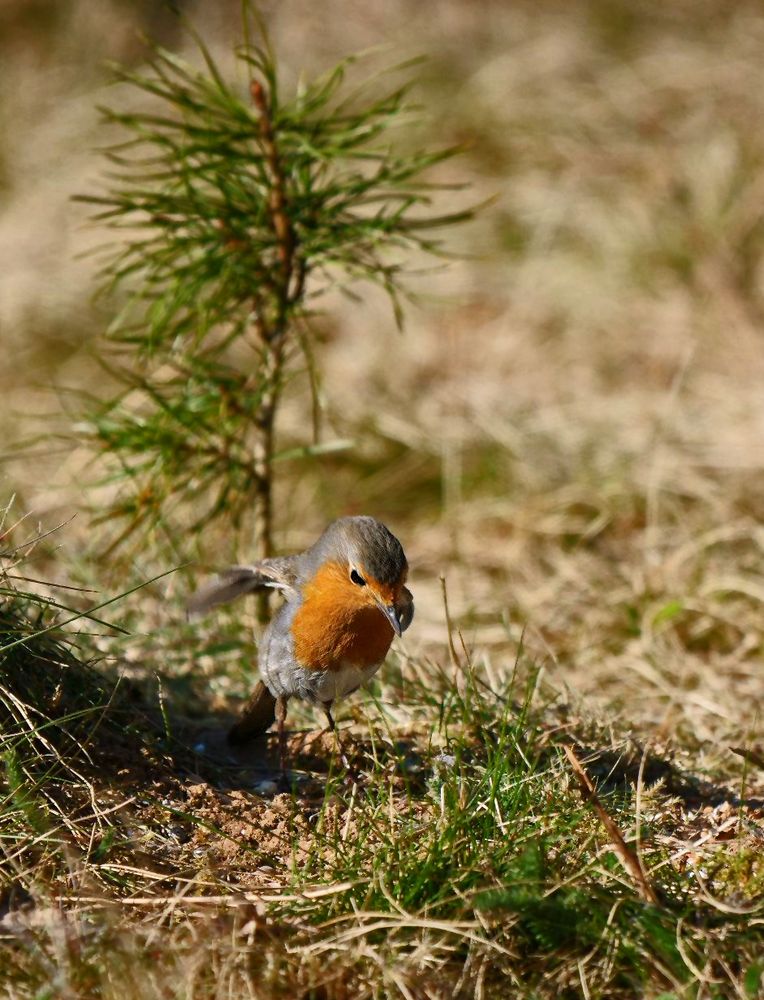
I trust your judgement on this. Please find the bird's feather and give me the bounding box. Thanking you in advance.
[227,680,276,743]
[186,556,299,618]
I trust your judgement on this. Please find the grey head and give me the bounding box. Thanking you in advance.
[295,516,414,636]
[307,516,408,589]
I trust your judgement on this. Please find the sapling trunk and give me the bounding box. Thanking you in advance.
[249,78,301,619]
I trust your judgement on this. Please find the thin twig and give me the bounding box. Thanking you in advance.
[439,575,461,672]
[564,744,660,906]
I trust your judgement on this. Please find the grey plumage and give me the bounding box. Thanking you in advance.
[186,556,299,618]
[306,516,408,587]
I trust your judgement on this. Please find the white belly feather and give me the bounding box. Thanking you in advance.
[310,661,382,705]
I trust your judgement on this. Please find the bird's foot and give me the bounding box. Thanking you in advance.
[276,769,295,794]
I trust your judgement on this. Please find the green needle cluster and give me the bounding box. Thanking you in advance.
[76,7,473,568]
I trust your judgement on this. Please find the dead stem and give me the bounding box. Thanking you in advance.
[564,744,660,906]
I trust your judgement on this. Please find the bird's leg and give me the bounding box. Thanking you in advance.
[322,704,336,733]
[323,702,353,776]
[275,695,289,782]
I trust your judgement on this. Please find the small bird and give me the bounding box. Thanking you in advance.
[188,516,413,769]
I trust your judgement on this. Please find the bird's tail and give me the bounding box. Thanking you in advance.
[228,680,277,744]
[186,566,268,618]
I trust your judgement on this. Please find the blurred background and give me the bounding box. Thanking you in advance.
[3,0,764,764]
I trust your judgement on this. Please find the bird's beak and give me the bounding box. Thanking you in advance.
[376,599,403,637]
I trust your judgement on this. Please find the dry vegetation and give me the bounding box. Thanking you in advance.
[3,1,764,997]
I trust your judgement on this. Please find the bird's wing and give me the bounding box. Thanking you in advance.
[186,556,300,618]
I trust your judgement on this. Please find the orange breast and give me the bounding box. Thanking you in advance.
[292,560,394,671]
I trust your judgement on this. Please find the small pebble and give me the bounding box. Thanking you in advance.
[434,752,456,769]
[254,779,278,796]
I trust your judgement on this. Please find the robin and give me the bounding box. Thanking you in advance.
[188,516,414,768]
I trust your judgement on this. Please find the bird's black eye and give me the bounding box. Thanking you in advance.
[350,568,366,587]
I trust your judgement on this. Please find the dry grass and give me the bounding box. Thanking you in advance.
[3,1,764,997]
[2,545,764,997]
